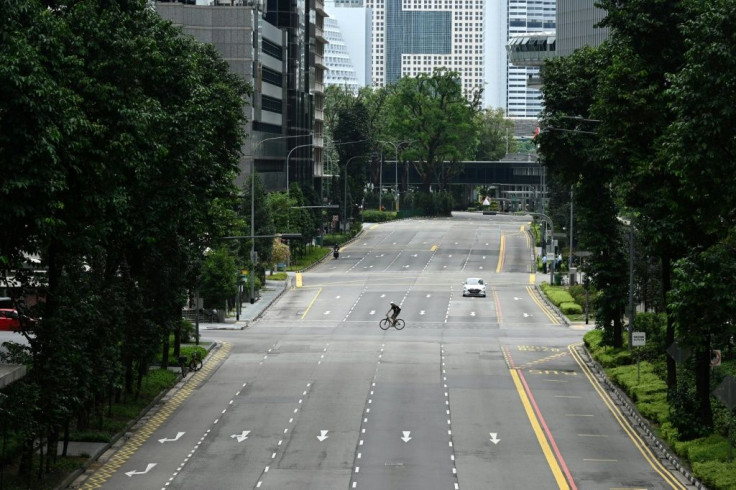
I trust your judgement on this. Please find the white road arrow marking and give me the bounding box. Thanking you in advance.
[479,266,484,270]
[470,312,476,316]
[523,313,530,318]
[158,432,185,443]
[370,310,376,315]
[317,430,329,442]
[412,254,418,257]
[125,463,156,477]
[231,430,251,443]
[401,431,412,443]
[482,256,486,259]
[336,295,341,299]
[381,294,386,298]
[420,310,426,315]
[324,310,331,315]
[490,433,501,445]
[403,265,410,268]
[426,294,431,298]
[514,297,521,300]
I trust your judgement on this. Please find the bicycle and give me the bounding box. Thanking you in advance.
[188,350,203,372]
[379,316,405,330]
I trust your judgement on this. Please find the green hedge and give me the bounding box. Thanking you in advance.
[559,302,582,314]
[584,328,736,489]
[539,283,575,306]
[362,210,398,222]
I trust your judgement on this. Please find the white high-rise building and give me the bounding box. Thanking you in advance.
[364,0,484,99]
[505,0,556,117]
[325,0,372,90]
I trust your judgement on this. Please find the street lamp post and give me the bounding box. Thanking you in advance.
[529,212,555,284]
[286,139,315,196]
[248,134,312,306]
[378,140,413,212]
[343,155,368,231]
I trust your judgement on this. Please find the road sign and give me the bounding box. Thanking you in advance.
[667,341,691,364]
[632,331,646,347]
[713,376,736,410]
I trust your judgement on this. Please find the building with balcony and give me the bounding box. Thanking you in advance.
[324,0,371,90]
[156,0,323,193]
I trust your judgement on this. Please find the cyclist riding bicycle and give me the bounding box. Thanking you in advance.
[386,301,402,326]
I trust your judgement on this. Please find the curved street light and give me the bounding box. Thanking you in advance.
[247,134,311,307]
[377,139,413,212]
[286,139,315,196]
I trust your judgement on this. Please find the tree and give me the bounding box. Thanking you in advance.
[595,0,689,390]
[539,46,629,347]
[385,69,481,193]
[0,0,250,478]
[475,108,516,160]
[199,247,238,311]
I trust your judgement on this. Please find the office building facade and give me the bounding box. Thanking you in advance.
[555,0,608,57]
[156,0,324,193]
[505,0,556,118]
[324,0,372,90]
[364,0,484,99]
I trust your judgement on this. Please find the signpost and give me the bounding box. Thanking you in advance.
[632,331,646,383]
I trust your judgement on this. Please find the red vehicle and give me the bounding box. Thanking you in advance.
[0,309,21,331]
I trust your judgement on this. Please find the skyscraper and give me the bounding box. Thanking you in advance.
[324,0,372,90]
[505,0,556,117]
[556,0,608,57]
[364,0,484,99]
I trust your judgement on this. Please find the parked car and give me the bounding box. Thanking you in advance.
[462,278,486,297]
[0,308,37,331]
[0,309,21,331]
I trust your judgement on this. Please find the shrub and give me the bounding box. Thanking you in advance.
[545,288,575,306]
[584,329,604,351]
[362,210,398,222]
[560,302,582,314]
[693,460,736,489]
[269,271,287,280]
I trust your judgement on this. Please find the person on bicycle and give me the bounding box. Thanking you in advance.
[387,301,401,326]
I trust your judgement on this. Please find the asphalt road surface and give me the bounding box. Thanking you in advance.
[84,213,695,490]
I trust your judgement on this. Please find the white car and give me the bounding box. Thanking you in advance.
[462,278,486,297]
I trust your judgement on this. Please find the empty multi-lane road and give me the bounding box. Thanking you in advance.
[83,213,695,490]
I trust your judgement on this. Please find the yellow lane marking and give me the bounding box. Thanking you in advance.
[530,273,536,284]
[493,288,503,326]
[430,245,438,251]
[81,343,233,489]
[568,344,688,490]
[295,273,303,288]
[520,225,525,232]
[496,235,506,273]
[509,369,570,489]
[526,286,561,324]
[301,287,322,319]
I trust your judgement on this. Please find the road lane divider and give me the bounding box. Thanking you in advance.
[301,287,322,320]
[568,344,688,490]
[508,371,573,489]
[503,346,576,489]
[526,286,561,324]
[496,235,506,273]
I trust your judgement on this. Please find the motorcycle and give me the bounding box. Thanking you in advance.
[333,247,340,259]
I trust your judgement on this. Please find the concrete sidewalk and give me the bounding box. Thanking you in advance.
[196,278,289,331]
